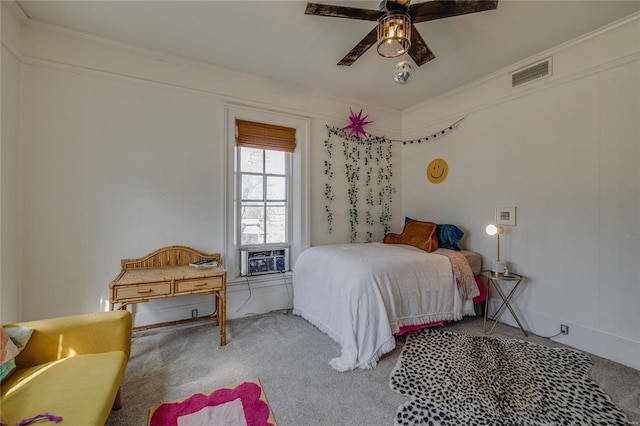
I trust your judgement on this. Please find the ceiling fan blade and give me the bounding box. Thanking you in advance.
[411,0,498,24]
[408,27,436,66]
[305,3,382,21]
[337,27,378,66]
[383,0,412,10]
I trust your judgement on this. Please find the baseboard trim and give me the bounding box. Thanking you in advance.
[488,299,640,371]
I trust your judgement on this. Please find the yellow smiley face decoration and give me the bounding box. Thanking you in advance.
[427,158,449,184]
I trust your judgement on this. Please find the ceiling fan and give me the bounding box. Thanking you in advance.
[305,0,498,66]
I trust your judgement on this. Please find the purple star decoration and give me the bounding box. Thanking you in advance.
[343,108,372,138]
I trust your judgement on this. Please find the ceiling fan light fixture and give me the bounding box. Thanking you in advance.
[377,11,411,58]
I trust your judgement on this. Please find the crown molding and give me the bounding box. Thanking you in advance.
[18,23,401,137]
[405,11,640,117]
[21,18,403,129]
[402,51,639,139]
[2,0,28,26]
[401,11,640,136]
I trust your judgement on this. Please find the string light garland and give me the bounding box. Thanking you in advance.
[400,117,465,145]
[338,107,464,146]
[366,117,466,145]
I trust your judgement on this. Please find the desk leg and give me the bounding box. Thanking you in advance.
[218,290,226,346]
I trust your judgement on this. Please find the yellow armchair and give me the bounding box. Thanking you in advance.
[1,310,132,425]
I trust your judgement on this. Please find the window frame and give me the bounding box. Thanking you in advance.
[225,105,310,280]
[237,146,292,248]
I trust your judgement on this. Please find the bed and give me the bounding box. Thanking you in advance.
[292,220,484,372]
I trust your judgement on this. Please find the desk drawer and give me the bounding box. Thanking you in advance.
[176,276,223,293]
[115,282,171,301]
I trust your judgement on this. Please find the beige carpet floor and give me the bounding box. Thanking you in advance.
[107,312,639,425]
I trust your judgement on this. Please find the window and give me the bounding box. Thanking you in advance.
[225,105,310,279]
[238,147,289,246]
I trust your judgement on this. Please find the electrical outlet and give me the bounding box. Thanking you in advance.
[191,309,198,318]
[560,324,569,335]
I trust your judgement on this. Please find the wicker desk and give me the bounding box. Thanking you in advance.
[109,246,226,346]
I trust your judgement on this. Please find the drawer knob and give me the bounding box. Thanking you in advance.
[195,282,208,287]
[137,289,153,294]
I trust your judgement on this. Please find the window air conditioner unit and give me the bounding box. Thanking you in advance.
[240,248,289,276]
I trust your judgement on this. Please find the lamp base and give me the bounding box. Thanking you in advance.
[491,260,507,275]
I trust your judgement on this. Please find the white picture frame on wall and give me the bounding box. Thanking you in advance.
[496,206,516,226]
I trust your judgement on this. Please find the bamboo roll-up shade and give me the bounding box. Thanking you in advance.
[237,120,296,153]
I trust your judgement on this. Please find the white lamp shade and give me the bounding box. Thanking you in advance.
[485,224,504,236]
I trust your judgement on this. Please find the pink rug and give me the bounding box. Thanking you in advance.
[148,379,276,426]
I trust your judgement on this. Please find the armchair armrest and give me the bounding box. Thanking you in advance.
[5,310,132,369]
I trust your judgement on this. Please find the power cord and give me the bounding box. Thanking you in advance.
[237,272,292,314]
[243,309,290,319]
[281,271,292,310]
[236,275,252,312]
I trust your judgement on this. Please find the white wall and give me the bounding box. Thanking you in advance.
[400,14,640,369]
[1,4,402,325]
[20,64,228,320]
[1,2,25,323]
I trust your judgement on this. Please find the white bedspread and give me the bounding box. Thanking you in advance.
[293,243,466,372]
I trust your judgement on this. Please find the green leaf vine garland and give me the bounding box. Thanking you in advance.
[324,125,395,242]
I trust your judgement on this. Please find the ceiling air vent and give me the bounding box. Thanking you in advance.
[511,57,552,87]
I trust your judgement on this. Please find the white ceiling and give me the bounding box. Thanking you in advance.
[16,1,640,111]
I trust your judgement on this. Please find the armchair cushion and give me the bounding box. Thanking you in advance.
[1,351,128,425]
[383,220,438,252]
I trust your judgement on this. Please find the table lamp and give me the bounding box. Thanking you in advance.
[486,224,506,274]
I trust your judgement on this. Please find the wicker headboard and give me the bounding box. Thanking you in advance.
[120,245,221,269]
